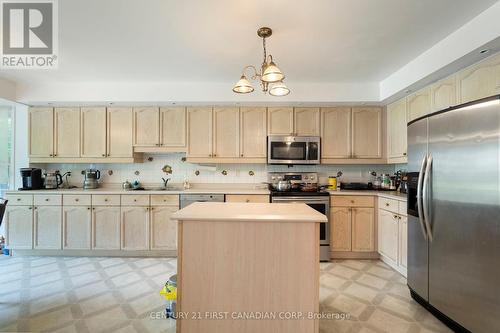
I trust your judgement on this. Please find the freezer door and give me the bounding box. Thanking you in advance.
[406,118,429,301]
[427,99,500,332]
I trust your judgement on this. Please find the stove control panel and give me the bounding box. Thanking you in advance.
[268,172,318,184]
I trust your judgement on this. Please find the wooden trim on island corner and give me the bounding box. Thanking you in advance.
[176,221,183,333]
[330,251,380,260]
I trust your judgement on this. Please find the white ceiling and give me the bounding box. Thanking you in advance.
[1,0,498,86]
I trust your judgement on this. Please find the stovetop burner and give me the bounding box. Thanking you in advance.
[271,190,330,197]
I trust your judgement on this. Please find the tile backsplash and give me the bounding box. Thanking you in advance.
[32,153,398,187]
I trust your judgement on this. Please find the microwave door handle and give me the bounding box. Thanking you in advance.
[305,142,309,161]
[422,154,433,242]
[417,155,428,240]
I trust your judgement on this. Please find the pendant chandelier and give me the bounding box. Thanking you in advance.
[233,27,290,97]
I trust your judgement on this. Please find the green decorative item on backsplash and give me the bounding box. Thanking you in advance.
[162,165,173,174]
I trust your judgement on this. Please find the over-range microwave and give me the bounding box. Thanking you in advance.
[267,136,320,165]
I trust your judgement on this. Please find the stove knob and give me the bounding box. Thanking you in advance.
[304,176,309,180]
[271,176,276,181]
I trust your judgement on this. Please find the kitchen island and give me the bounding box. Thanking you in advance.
[172,202,327,333]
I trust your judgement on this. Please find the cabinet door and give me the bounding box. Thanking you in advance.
[34,206,61,249]
[107,107,133,157]
[407,87,431,122]
[133,107,160,146]
[351,208,375,252]
[294,107,320,136]
[161,107,186,148]
[399,216,408,269]
[320,107,352,159]
[54,108,80,158]
[150,206,178,250]
[267,107,294,135]
[387,100,407,159]
[352,107,382,158]
[63,206,91,249]
[430,75,457,112]
[330,207,351,251]
[458,54,500,104]
[121,207,150,250]
[29,107,53,158]
[187,107,213,157]
[378,209,398,262]
[81,107,107,158]
[92,207,121,250]
[213,107,240,158]
[240,107,267,158]
[5,206,33,249]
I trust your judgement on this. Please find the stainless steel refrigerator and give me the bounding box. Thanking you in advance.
[407,95,500,332]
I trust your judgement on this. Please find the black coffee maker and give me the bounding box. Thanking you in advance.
[19,168,43,190]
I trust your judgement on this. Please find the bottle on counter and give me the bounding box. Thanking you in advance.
[328,176,337,190]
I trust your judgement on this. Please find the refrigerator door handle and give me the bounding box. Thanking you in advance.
[422,154,434,241]
[416,155,428,240]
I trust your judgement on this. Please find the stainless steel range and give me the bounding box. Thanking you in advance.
[268,172,330,261]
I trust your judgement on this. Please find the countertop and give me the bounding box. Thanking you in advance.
[172,202,328,223]
[5,187,407,200]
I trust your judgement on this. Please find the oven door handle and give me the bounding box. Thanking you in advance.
[271,197,329,202]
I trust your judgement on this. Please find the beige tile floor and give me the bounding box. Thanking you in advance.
[0,256,450,333]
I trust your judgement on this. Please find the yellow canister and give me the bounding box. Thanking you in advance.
[328,176,337,190]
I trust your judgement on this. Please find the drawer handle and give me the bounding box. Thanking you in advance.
[17,198,21,201]
[350,200,355,203]
[394,214,398,219]
[87,207,90,210]
[385,203,390,206]
[246,199,250,203]
[163,200,167,202]
[104,199,108,202]
[75,199,79,202]
[45,198,49,201]
[134,199,137,202]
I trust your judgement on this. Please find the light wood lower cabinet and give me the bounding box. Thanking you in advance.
[330,196,376,258]
[121,206,150,250]
[92,207,121,250]
[63,206,92,249]
[5,206,33,249]
[34,206,62,249]
[378,209,398,262]
[399,216,408,269]
[150,206,178,250]
[378,205,408,276]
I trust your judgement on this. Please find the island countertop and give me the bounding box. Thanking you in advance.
[171,202,328,223]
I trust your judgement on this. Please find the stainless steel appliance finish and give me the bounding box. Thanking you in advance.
[267,136,320,165]
[44,171,63,189]
[407,95,500,332]
[269,172,330,261]
[82,169,101,189]
[179,194,225,209]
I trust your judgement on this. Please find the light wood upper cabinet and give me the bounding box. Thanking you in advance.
[240,107,267,158]
[399,215,408,269]
[352,107,382,158]
[81,107,107,158]
[330,207,351,251]
[294,108,320,136]
[29,107,54,158]
[107,107,133,158]
[92,207,121,250]
[321,107,352,159]
[150,206,178,250]
[121,206,150,250]
[187,107,213,158]
[133,107,160,147]
[458,53,500,104]
[63,206,91,250]
[34,206,62,249]
[387,100,407,159]
[213,107,240,158]
[430,75,457,112]
[160,107,186,148]
[407,87,431,122]
[378,209,398,262]
[5,206,33,249]
[54,108,80,158]
[267,107,294,135]
[351,208,375,252]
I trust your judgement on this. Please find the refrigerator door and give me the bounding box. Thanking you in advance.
[427,98,500,332]
[407,118,429,301]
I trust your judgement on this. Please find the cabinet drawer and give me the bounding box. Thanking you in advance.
[92,195,120,206]
[378,197,399,214]
[225,194,270,203]
[6,194,33,206]
[63,195,91,206]
[398,201,407,216]
[121,195,149,206]
[34,194,62,206]
[331,196,374,207]
[151,195,179,206]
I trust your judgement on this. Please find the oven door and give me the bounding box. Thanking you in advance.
[267,136,320,164]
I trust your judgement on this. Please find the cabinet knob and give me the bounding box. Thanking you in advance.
[246,199,250,203]
[394,214,398,219]
[49,154,53,157]
[75,199,79,202]
[213,154,217,157]
[102,154,106,157]
[104,198,108,202]
[29,207,32,210]
[403,152,407,156]
[398,216,402,220]
[17,198,21,201]
[34,206,37,210]
[107,154,110,157]
[209,154,212,157]
[45,198,49,202]
[151,207,154,210]
[134,199,137,202]
[241,154,244,157]
[385,203,390,207]
[93,207,95,210]
[351,200,355,203]
[87,207,90,210]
